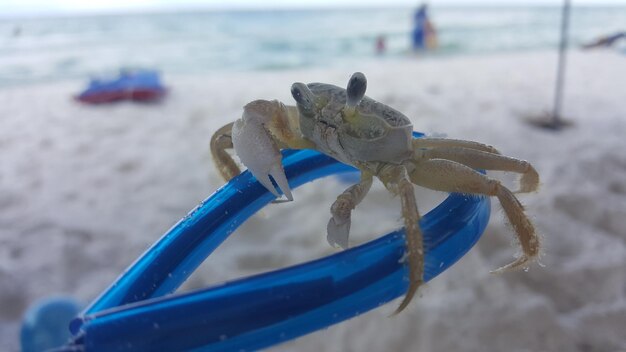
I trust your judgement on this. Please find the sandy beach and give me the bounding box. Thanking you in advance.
[1,50,625,351]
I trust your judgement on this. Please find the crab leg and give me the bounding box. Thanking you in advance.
[395,175,424,314]
[379,165,424,314]
[327,172,373,249]
[210,122,242,182]
[417,147,539,193]
[413,138,500,154]
[409,159,540,273]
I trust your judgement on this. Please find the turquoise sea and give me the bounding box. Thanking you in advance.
[0,6,624,86]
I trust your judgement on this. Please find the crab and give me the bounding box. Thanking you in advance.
[210,72,540,314]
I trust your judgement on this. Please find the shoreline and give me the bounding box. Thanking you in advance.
[0,47,621,90]
[2,46,624,90]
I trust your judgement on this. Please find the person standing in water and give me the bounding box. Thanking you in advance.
[376,35,386,55]
[412,4,437,51]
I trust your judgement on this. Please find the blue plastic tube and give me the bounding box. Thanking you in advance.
[63,133,490,352]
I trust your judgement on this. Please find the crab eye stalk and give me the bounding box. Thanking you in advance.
[291,82,316,115]
[346,72,367,109]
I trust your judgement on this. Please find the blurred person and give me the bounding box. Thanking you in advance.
[412,4,437,51]
[375,35,386,55]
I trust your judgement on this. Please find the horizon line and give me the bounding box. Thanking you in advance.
[2,2,624,21]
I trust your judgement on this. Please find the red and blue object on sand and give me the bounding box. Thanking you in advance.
[75,69,167,104]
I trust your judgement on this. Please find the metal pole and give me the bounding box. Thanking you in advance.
[553,0,571,127]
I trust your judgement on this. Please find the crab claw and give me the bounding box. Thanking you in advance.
[231,104,293,201]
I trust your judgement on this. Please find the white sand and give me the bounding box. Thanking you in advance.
[1,50,625,351]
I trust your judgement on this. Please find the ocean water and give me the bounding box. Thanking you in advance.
[0,6,624,86]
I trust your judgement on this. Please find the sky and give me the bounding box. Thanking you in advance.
[1,0,624,17]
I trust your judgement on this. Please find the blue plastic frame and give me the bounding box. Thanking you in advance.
[62,133,491,352]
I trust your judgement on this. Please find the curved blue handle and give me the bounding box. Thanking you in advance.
[63,134,490,352]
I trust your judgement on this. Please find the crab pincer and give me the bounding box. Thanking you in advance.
[232,102,293,201]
